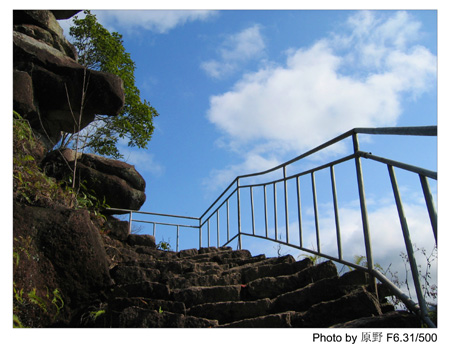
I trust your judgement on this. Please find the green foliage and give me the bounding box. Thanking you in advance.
[13,111,109,215]
[13,284,65,327]
[156,239,172,251]
[13,112,73,207]
[300,253,322,265]
[90,309,106,321]
[67,10,159,159]
[13,236,65,327]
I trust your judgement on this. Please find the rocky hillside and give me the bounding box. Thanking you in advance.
[13,198,422,328]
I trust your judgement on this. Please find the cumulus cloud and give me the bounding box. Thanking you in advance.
[119,145,165,177]
[201,24,266,79]
[59,10,218,39]
[204,11,436,192]
[64,10,217,34]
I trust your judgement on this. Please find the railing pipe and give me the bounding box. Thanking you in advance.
[419,175,437,244]
[207,219,210,248]
[201,177,238,220]
[217,210,220,247]
[128,211,133,235]
[200,189,237,227]
[354,126,437,136]
[311,172,320,253]
[330,165,343,260]
[264,185,268,238]
[176,225,179,252]
[199,219,202,249]
[152,222,156,237]
[388,165,430,321]
[226,200,230,242]
[359,151,437,180]
[353,133,376,288]
[250,186,255,235]
[283,166,290,243]
[237,126,435,181]
[273,182,278,240]
[237,178,242,250]
[133,219,198,229]
[296,176,303,248]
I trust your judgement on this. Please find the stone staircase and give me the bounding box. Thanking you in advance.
[75,234,421,328]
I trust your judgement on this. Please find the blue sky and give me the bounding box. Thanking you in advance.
[60,9,437,209]
[57,10,440,266]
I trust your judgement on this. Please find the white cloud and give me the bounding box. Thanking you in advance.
[61,10,217,35]
[205,11,436,191]
[201,24,266,79]
[120,147,165,177]
[58,10,218,40]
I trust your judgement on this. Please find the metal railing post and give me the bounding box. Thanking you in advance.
[237,178,242,250]
[330,165,343,260]
[176,225,179,252]
[199,220,202,249]
[296,177,303,248]
[250,186,255,235]
[128,211,133,235]
[388,165,431,324]
[273,182,278,241]
[207,219,210,248]
[419,175,437,244]
[353,133,376,292]
[226,200,230,243]
[217,211,220,247]
[264,184,268,238]
[283,166,290,243]
[311,172,320,253]
[152,222,156,237]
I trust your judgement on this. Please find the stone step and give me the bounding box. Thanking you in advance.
[172,285,242,308]
[187,298,272,325]
[270,276,353,313]
[163,270,243,289]
[219,287,382,328]
[243,260,338,300]
[100,234,418,328]
[113,281,171,301]
[185,277,365,325]
[110,265,161,285]
[111,307,218,328]
[292,287,382,328]
[233,257,312,284]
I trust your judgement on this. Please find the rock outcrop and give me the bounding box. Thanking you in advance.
[41,148,146,211]
[13,10,125,151]
[13,195,423,328]
[13,201,113,327]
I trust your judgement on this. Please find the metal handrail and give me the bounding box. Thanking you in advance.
[107,125,437,327]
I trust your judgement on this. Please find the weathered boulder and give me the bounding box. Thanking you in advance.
[13,10,125,151]
[51,10,82,20]
[127,234,156,248]
[13,201,113,326]
[41,148,146,211]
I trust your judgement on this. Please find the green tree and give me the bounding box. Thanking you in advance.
[61,10,158,159]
